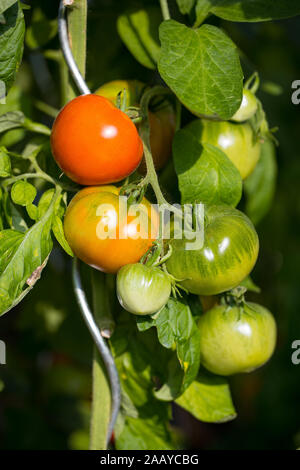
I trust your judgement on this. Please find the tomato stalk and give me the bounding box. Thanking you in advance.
[59,0,113,450]
[159,0,171,21]
[90,270,114,450]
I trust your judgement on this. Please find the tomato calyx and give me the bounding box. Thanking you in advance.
[140,241,188,298]
[220,286,247,308]
[119,180,146,206]
[114,87,143,124]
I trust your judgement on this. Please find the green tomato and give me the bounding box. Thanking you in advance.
[117,263,171,315]
[185,119,261,179]
[231,89,258,123]
[198,302,277,375]
[166,205,259,296]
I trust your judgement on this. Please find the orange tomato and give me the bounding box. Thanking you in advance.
[64,186,159,273]
[95,80,176,172]
[50,94,143,185]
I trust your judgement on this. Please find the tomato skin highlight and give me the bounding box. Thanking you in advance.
[96,80,176,172]
[117,263,171,315]
[63,186,159,273]
[166,205,259,295]
[50,94,143,185]
[198,302,277,375]
[185,119,261,179]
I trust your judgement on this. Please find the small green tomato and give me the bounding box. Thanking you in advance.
[198,302,277,376]
[117,263,171,315]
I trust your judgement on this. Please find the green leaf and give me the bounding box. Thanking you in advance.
[0,0,16,15]
[0,111,25,133]
[2,190,27,231]
[0,2,25,93]
[37,189,61,220]
[26,203,38,221]
[11,180,37,206]
[149,298,201,399]
[176,371,237,423]
[25,7,57,49]
[158,21,243,120]
[112,315,175,450]
[52,215,73,257]
[240,276,261,293]
[0,229,24,275]
[116,416,175,451]
[176,0,196,14]
[0,147,11,177]
[244,140,277,225]
[0,189,59,315]
[117,7,161,70]
[210,0,300,22]
[195,0,213,26]
[173,129,242,206]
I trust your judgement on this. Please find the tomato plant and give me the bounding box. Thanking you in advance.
[0,0,297,453]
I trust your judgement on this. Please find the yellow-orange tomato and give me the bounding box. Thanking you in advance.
[51,94,143,185]
[64,186,159,273]
[95,80,176,172]
[199,295,218,313]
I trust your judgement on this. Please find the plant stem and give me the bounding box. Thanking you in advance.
[90,349,111,450]
[60,0,113,450]
[2,172,56,187]
[65,0,87,101]
[91,270,115,338]
[33,100,59,118]
[159,0,171,20]
[90,269,113,450]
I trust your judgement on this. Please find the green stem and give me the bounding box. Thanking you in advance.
[159,0,171,20]
[65,0,88,101]
[2,172,56,187]
[91,270,115,338]
[90,269,113,450]
[2,171,77,193]
[139,87,183,220]
[33,100,59,119]
[90,349,111,450]
[60,0,113,450]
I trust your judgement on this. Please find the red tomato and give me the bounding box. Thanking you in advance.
[50,94,143,185]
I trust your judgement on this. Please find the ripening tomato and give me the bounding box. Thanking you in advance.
[50,94,143,185]
[165,205,259,295]
[117,263,171,315]
[231,89,258,122]
[185,119,261,179]
[64,186,159,273]
[95,80,176,171]
[199,295,218,313]
[198,302,277,375]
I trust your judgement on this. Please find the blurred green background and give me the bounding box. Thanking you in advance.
[0,0,299,450]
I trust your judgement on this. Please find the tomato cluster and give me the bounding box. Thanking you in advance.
[50,79,276,376]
